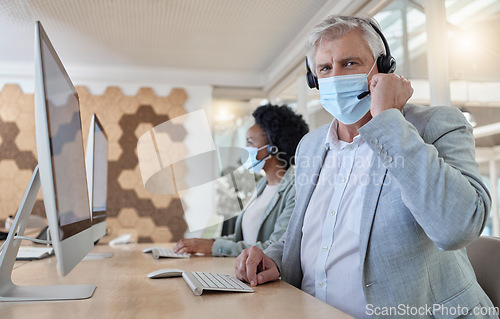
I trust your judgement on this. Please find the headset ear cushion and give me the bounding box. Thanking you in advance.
[377,54,397,74]
[386,56,396,73]
[305,58,319,89]
[306,72,319,89]
[377,54,388,73]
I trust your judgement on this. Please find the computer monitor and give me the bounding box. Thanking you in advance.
[0,21,95,301]
[85,114,108,243]
[35,20,94,276]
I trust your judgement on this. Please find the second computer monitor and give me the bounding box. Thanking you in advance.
[85,114,108,242]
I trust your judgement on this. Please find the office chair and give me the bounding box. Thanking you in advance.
[466,236,500,308]
[221,215,238,236]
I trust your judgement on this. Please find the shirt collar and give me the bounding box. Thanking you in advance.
[324,118,365,150]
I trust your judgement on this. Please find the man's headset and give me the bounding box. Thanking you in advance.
[306,20,396,90]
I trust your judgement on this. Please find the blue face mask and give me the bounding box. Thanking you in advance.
[318,62,375,125]
[242,145,269,173]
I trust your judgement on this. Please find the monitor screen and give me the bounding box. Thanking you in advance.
[39,23,91,238]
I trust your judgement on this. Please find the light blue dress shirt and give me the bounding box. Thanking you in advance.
[300,119,373,318]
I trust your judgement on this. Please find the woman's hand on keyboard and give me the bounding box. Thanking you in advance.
[174,238,215,255]
[235,246,279,286]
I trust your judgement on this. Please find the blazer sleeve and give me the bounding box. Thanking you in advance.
[263,229,286,273]
[212,182,296,257]
[358,107,491,250]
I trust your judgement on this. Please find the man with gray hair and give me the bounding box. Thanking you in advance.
[235,15,496,318]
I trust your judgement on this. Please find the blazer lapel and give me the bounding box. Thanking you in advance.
[260,167,295,223]
[281,125,329,284]
[359,156,388,269]
[288,127,329,238]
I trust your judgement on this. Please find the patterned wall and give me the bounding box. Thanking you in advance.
[0,84,189,243]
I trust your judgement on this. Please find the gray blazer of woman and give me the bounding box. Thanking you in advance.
[212,166,295,257]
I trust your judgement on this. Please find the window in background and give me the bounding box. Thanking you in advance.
[374,0,427,80]
[375,0,500,237]
[212,100,263,224]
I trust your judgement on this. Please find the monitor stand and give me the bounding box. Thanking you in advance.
[0,165,96,301]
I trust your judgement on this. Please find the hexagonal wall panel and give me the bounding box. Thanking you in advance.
[151,226,173,243]
[136,217,156,237]
[0,84,22,103]
[117,208,140,228]
[117,168,142,190]
[0,84,189,243]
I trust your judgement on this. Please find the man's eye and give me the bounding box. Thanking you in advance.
[346,61,356,67]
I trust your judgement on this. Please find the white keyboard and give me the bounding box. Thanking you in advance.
[182,271,254,296]
[152,247,190,259]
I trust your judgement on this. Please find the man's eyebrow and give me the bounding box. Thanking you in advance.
[338,56,363,64]
[316,56,364,70]
[316,62,331,70]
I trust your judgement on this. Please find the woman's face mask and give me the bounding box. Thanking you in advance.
[318,61,376,125]
[242,144,269,173]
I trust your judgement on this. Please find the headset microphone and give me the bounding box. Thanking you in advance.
[248,145,278,168]
[249,156,267,168]
[357,91,370,100]
[249,151,270,168]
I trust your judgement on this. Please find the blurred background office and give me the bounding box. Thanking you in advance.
[0,0,499,242]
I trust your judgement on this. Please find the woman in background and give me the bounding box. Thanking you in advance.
[174,104,308,256]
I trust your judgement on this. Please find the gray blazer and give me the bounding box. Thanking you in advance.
[265,105,497,318]
[212,166,295,257]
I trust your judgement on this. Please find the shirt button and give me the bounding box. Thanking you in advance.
[329,210,335,216]
[318,281,324,287]
[340,177,346,183]
[322,245,328,251]
[348,146,354,151]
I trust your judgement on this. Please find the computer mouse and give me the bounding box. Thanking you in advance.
[109,234,132,245]
[147,268,184,279]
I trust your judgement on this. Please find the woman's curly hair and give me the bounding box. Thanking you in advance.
[252,104,309,168]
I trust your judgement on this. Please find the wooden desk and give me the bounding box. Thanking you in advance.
[1,243,352,318]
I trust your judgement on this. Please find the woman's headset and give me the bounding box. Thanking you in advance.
[306,20,396,89]
[248,143,278,170]
[265,130,279,156]
[267,145,279,156]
